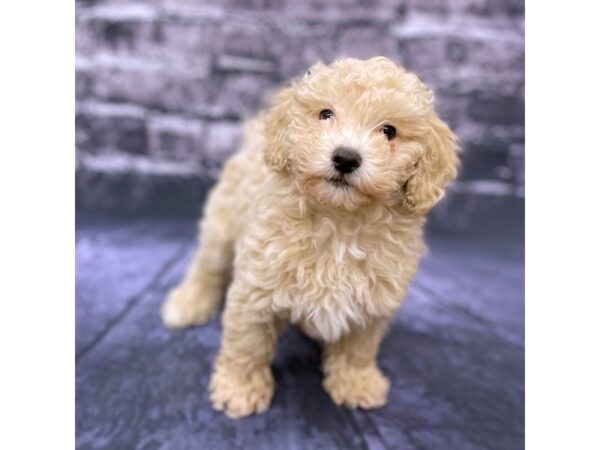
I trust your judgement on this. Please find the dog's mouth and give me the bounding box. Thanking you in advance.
[326,177,353,188]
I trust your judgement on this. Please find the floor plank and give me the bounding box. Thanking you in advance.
[76,218,524,450]
[75,216,196,356]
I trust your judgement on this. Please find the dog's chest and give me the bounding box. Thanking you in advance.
[266,215,418,341]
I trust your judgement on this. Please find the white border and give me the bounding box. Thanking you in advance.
[0,1,74,448]
[527,1,600,448]
[2,0,600,448]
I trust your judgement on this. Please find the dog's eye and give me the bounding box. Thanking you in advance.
[381,125,396,140]
[319,109,334,120]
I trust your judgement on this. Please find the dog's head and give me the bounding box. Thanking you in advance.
[264,57,459,214]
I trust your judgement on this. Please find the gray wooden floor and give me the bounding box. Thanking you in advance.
[76,215,524,450]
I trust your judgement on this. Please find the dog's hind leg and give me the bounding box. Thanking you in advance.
[161,187,236,329]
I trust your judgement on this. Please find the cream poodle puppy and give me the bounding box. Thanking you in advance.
[161,57,459,418]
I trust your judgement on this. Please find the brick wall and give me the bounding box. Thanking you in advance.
[76,0,524,231]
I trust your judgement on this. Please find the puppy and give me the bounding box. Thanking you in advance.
[161,57,459,418]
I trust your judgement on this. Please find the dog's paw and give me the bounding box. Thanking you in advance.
[209,364,274,419]
[160,285,219,329]
[323,366,390,410]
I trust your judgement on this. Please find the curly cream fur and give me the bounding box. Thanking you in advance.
[161,57,459,418]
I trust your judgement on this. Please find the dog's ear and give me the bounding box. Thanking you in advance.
[264,86,296,172]
[402,113,459,216]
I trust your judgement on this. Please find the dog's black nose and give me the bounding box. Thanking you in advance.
[332,147,362,174]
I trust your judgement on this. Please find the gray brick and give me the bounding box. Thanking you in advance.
[158,21,224,60]
[162,1,226,20]
[508,143,525,188]
[459,147,510,181]
[77,15,223,63]
[231,0,284,11]
[76,102,148,155]
[147,115,205,162]
[404,0,524,17]
[282,0,399,21]
[215,55,276,74]
[267,22,340,78]
[221,21,273,59]
[467,90,524,126]
[430,186,523,234]
[79,58,212,114]
[76,69,93,100]
[396,34,523,77]
[337,26,399,60]
[76,156,212,217]
[75,0,525,224]
[210,73,274,118]
[204,121,242,164]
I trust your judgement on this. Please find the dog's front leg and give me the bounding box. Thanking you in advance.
[322,318,391,410]
[209,282,280,418]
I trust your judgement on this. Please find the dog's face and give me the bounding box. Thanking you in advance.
[264,57,459,214]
